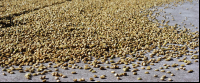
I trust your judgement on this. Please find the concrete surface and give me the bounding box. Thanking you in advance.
[0,0,199,82]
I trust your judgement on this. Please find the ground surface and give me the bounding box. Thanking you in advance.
[0,0,199,82]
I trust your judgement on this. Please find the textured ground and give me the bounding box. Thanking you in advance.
[0,0,199,82]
